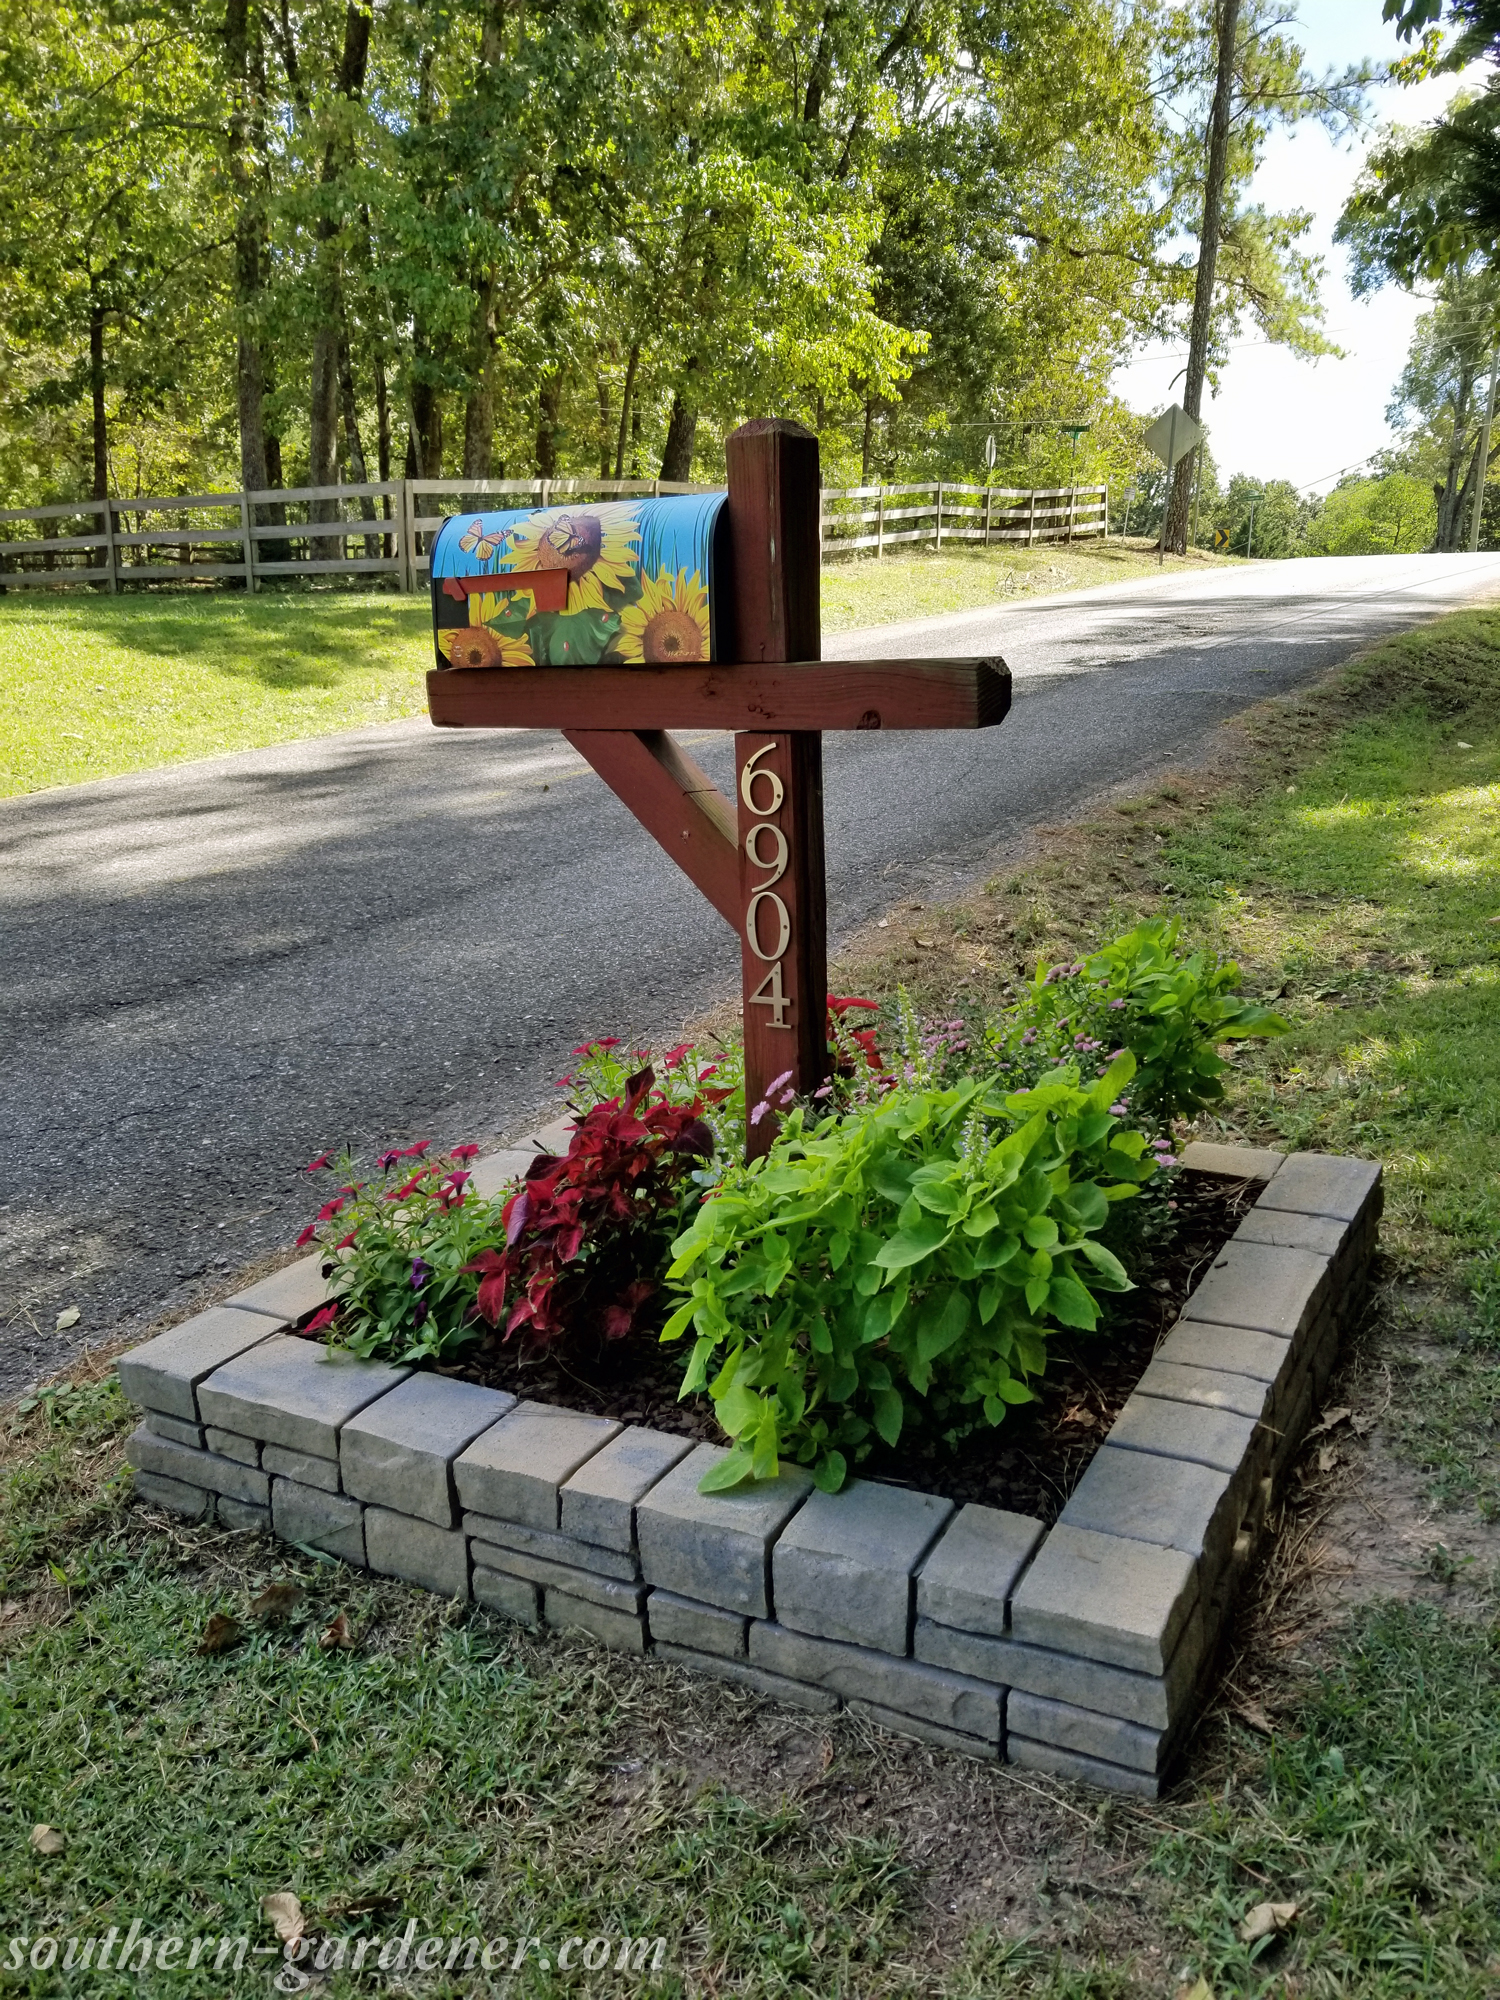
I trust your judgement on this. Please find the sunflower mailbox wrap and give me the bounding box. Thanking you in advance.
[429,493,727,670]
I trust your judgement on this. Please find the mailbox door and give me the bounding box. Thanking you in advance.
[430,492,731,669]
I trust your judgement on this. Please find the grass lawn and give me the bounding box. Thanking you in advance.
[5,607,1499,1997]
[0,539,1222,799]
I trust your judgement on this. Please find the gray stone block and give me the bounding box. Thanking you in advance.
[146,1411,205,1449]
[198,1336,409,1460]
[646,1591,748,1659]
[1008,1521,1198,1674]
[471,1544,646,1614]
[916,1504,1046,1639]
[472,1567,540,1626]
[453,1400,620,1531]
[652,1643,840,1715]
[1254,1152,1381,1226]
[559,1426,695,1552]
[1007,1691,1169,1775]
[848,1699,1000,1760]
[1060,1447,1239,1575]
[918,1616,1202,1732]
[364,1507,469,1599]
[224,1257,330,1323]
[133,1470,212,1521]
[1154,1322,1292,1394]
[263,1443,340,1492]
[342,1374,514,1526]
[205,1428,261,1466]
[461,1512,639,1582]
[466,1149,537,1200]
[1234,1209,1353,1260]
[1178,1141,1284,1182]
[271,1477,365,1565]
[544,1590,647,1654]
[636,1444,813,1618]
[1108,1393,1260,1478]
[750,1622,1001,1739]
[1133,1356,1274,1423]
[117,1305,279,1421]
[126,1424,271,1507]
[1007,1733,1161,1799]
[1185,1242,1331,1340]
[772,1479,953,1655]
[1270,1378,1316,1483]
[216,1497,271,1534]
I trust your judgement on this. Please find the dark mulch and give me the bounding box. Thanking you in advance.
[426,1168,1254,1524]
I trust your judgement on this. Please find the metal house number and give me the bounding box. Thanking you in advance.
[741,741,792,1028]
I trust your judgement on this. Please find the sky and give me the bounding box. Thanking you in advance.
[1109,0,1484,493]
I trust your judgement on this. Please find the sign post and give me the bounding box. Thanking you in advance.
[426,417,1011,1158]
[1143,403,1205,566]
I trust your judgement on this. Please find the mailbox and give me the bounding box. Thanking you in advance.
[429,491,731,670]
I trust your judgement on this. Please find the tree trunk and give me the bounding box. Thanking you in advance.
[225,0,269,509]
[411,377,443,479]
[659,379,698,482]
[339,337,379,556]
[89,297,108,500]
[614,343,639,479]
[462,275,496,478]
[597,368,612,480]
[1437,371,1476,549]
[535,377,561,478]
[307,0,372,545]
[1163,0,1241,555]
[861,396,875,484]
[374,347,392,541]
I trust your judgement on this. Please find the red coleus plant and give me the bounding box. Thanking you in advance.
[464,1064,714,1352]
[828,995,885,1075]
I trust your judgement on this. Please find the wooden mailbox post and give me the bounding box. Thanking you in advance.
[427,418,1011,1156]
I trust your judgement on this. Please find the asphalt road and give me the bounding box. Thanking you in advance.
[5,552,1499,1394]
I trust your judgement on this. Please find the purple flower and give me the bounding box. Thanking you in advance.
[749,1100,769,1126]
[411,1257,431,1290]
[1022,1029,1037,1045]
[1109,1102,1128,1116]
[1108,998,1126,1010]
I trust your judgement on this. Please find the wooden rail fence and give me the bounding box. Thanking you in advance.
[0,476,1107,591]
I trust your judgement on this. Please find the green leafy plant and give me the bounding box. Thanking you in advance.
[663,1053,1156,1493]
[985,919,1287,1117]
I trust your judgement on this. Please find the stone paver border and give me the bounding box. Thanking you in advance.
[117,1134,1379,1796]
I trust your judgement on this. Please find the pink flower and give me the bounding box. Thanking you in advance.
[749,1100,769,1126]
[304,1305,338,1335]
[302,1153,333,1173]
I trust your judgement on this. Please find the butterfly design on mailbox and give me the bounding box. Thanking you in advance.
[429,492,730,669]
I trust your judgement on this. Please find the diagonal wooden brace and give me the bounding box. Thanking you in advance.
[564,728,740,929]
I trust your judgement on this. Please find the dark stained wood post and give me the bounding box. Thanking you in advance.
[726,419,831,1155]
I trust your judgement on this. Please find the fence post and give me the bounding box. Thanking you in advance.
[935,482,943,551]
[1027,489,1036,548]
[102,497,118,595]
[400,480,414,592]
[240,492,257,594]
[1102,483,1109,540]
[984,486,992,547]
[876,487,885,559]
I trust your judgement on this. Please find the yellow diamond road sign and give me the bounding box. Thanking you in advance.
[1144,404,1205,470]
[1213,526,1231,550]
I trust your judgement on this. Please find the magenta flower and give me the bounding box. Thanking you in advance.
[400,1141,432,1159]
[302,1153,333,1173]
[451,1144,480,1162]
[376,1149,401,1170]
[296,1224,316,1247]
[304,1305,338,1335]
[316,1197,345,1223]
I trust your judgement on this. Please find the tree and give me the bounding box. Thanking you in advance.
[1157,1,1372,553]
[1303,470,1437,552]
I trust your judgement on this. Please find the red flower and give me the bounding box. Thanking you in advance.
[316,1198,345,1223]
[302,1152,333,1173]
[376,1149,401,1170]
[304,1305,338,1335]
[400,1141,432,1158]
[392,1174,429,1200]
[296,1224,317,1247]
[828,996,879,1014]
[450,1144,480,1161]
[335,1230,357,1249]
[663,1041,694,1070]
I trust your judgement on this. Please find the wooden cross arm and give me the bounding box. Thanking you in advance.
[426,657,1012,733]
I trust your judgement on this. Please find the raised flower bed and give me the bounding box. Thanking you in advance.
[118,1129,1378,1799]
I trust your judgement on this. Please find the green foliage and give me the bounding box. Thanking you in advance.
[1304,471,1438,555]
[665,1059,1156,1493]
[991,919,1289,1120]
